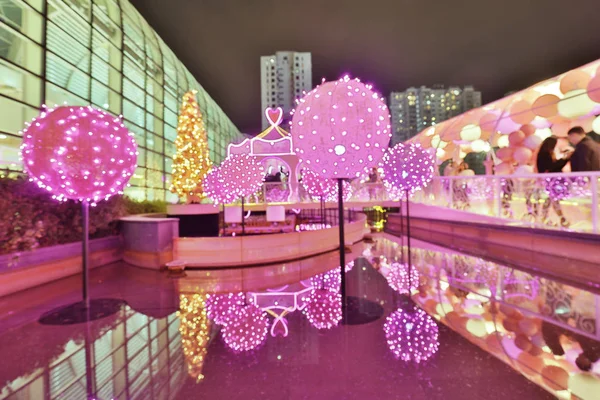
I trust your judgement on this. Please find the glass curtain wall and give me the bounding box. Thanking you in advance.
[0,0,242,202]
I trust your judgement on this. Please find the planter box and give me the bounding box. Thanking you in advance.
[121,215,179,269]
[0,236,122,299]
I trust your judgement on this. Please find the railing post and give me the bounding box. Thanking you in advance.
[592,177,598,234]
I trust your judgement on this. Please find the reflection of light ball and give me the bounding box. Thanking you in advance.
[384,307,439,363]
[206,293,245,325]
[385,262,419,294]
[302,288,342,330]
[221,303,269,352]
[20,106,137,203]
[380,143,435,197]
[291,76,391,178]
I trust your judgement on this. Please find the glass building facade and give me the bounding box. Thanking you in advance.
[0,0,243,202]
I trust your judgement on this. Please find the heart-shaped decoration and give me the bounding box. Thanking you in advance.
[265,107,284,127]
[402,171,409,179]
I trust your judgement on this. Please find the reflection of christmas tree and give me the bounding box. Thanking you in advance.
[170,90,212,203]
[178,294,211,382]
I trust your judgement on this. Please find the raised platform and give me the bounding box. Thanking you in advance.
[175,213,369,268]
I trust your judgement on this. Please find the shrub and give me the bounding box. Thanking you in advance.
[0,177,168,255]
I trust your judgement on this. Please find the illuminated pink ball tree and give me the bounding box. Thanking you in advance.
[291,76,391,322]
[203,166,237,205]
[384,307,439,363]
[291,76,391,179]
[218,153,265,201]
[19,105,137,314]
[302,168,352,202]
[380,143,435,198]
[20,106,137,203]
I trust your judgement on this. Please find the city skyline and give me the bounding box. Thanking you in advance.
[389,85,482,145]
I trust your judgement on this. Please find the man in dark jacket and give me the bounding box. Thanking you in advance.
[567,126,600,172]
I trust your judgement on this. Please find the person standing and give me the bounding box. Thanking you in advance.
[536,136,571,227]
[567,126,600,172]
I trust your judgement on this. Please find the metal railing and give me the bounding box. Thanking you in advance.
[412,172,600,234]
[244,172,600,234]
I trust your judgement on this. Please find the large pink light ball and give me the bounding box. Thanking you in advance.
[380,143,435,196]
[221,303,269,352]
[20,106,137,203]
[291,76,391,178]
[218,154,265,200]
[384,307,439,363]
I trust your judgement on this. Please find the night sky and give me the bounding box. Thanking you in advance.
[130,0,600,133]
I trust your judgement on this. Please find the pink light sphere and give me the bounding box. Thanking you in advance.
[221,303,269,352]
[302,288,343,330]
[380,143,434,197]
[20,106,137,203]
[301,168,352,202]
[291,76,391,178]
[218,153,265,200]
[384,307,439,363]
[206,292,245,325]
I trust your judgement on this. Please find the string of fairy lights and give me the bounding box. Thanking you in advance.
[170,90,213,201]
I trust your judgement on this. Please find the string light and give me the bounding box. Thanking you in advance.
[384,307,439,363]
[380,143,434,198]
[206,292,245,325]
[301,168,352,201]
[170,90,212,201]
[20,105,137,203]
[218,153,265,200]
[221,303,269,352]
[291,76,391,178]
[178,294,211,382]
[302,288,342,330]
[204,166,236,204]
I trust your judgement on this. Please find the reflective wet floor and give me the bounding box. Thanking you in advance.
[0,235,597,399]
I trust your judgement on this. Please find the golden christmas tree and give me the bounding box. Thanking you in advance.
[170,90,212,202]
[178,294,211,382]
